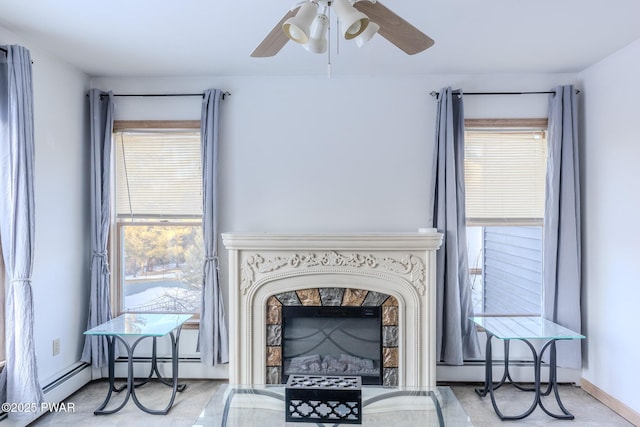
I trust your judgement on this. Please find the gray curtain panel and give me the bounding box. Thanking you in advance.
[81,89,115,367]
[430,87,480,364]
[0,45,44,422]
[544,85,582,368]
[199,88,229,366]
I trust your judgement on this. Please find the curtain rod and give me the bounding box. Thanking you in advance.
[97,91,231,100]
[0,46,34,63]
[429,90,579,98]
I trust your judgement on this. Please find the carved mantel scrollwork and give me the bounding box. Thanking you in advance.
[240,250,426,295]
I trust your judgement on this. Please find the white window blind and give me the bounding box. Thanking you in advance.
[115,130,202,218]
[464,129,547,225]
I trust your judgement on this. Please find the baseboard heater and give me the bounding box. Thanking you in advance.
[0,362,92,422]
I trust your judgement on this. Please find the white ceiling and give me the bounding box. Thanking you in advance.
[1,0,639,77]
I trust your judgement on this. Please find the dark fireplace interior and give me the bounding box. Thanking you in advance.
[282,305,383,385]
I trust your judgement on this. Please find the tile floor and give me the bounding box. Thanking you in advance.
[27,380,635,427]
[451,383,634,427]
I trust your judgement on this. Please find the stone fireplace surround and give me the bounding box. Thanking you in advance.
[266,287,397,386]
[222,232,443,388]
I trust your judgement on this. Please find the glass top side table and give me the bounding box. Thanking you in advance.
[471,316,585,421]
[85,313,193,415]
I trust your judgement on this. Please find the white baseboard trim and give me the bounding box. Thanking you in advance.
[436,361,581,384]
[0,362,94,425]
[581,377,640,426]
[41,362,93,403]
[104,357,229,379]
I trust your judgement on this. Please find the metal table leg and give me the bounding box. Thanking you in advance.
[476,335,575,420]
[131,336,187,392]
[94,336,134,415]
[93,325,186,415]
[130,325,186,414]
[537,340,575,419]
[475,333,539,420]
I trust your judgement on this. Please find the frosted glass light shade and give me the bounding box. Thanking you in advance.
[333,0,369,40]
[355,22,379,47]
[304,38,327,53]
[283,2,319,44]
[304,14,329,54]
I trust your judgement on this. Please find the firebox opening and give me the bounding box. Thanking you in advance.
[282,305,383,385]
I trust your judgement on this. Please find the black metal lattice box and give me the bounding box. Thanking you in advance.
[285,375,362,424]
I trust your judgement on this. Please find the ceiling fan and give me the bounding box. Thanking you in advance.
[251,0,434,57]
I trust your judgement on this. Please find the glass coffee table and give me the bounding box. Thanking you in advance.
[193,384,472,426]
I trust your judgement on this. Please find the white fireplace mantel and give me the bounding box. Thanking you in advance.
[222,232,443,387]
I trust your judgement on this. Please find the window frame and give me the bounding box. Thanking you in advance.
[110,120,202,325]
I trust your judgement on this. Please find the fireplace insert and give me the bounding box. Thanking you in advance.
[282,305,383,385]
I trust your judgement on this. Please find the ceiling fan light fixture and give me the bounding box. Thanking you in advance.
[333,0,369,40]
[283,2,319,44]
[303,13,329,53]
[355,21,379,47]
[310,13,329,40]
[303,37,328,54]
[251,0,434,58]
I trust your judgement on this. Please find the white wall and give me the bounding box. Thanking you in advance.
[93,73,575,233]
[1,26,92,386]
[579,38,640,414]
[92,72,577,379]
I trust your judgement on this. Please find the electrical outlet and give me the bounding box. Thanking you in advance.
[52,338,60,356]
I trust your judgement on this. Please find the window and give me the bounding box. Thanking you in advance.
[464,119,547,315]
[113,123,203,315]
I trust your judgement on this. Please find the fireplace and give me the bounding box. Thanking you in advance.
[282,305,382,384]
[265,288,399,385]
[222,232,442,387]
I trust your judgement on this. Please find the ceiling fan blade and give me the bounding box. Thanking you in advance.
[353,1,434,55]
[250,7,300,57]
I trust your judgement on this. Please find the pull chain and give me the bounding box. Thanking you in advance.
[327,4,332,79]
